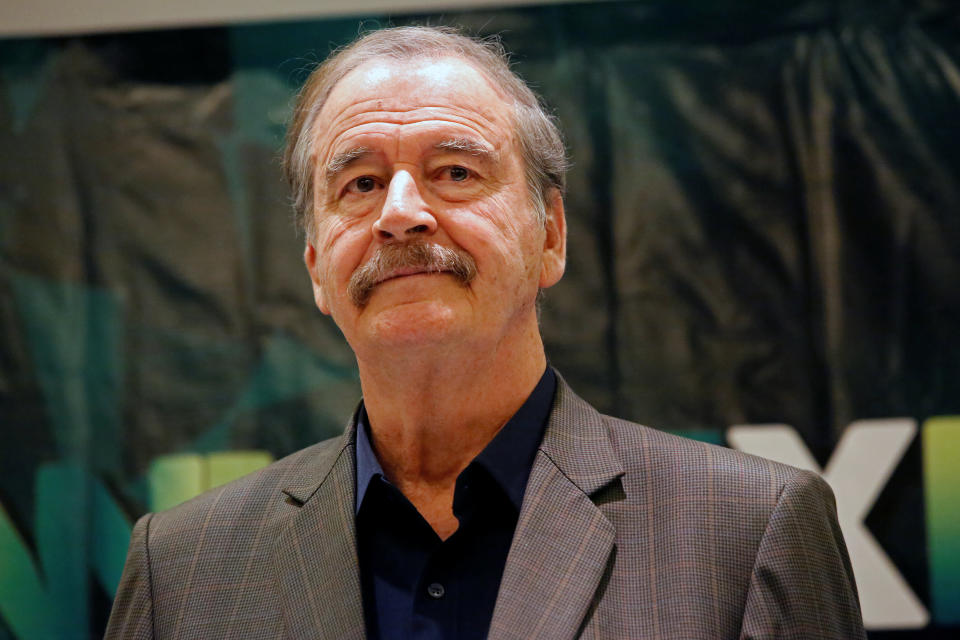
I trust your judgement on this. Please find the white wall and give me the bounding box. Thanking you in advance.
[0,0,602,37]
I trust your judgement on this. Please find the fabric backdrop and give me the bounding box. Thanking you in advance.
[1,1,958,637]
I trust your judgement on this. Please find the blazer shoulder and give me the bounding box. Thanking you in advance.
[546,373,813,507]
[600,413,817,506]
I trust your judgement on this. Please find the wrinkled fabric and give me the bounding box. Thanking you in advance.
[1,1,957,637]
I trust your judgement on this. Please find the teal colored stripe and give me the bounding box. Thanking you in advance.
[670,429,725,446]
[10,273,124,469]
[923,416,960,625]
[0,463,133,637]
[36,465,89,638]
[92,483,133,597]
[0,500,56,638]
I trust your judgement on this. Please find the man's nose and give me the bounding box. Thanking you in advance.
[372,170,437,241]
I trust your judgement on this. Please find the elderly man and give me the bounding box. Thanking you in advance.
[106,26,865,639]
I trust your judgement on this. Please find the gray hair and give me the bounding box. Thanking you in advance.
[282,25,567,238]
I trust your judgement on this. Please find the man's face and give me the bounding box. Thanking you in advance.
[303,56,565,356]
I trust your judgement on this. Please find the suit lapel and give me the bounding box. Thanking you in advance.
[269,375,622,640]
[489,375,624,640]
[273,423,366,640]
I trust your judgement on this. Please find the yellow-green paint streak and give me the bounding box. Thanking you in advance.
[923,416,960,624]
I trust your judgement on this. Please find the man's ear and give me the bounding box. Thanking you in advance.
[539,188,567,289]
[303,243,331,315]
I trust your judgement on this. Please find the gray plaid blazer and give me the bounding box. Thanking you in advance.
[106,374,865,639]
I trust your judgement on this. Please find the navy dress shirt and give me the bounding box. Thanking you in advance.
[355,368,557,640]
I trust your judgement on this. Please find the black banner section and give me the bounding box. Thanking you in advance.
[1,1,958,637]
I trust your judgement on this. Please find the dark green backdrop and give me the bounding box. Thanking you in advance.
[1,1,958,637]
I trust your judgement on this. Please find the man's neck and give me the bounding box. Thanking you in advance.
[355,321,547,538]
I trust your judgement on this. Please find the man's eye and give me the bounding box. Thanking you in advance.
[448,166,470,182]
[348,176,378,193]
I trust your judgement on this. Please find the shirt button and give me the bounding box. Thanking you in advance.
[426,582,445,599]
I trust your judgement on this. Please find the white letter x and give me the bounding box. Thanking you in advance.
[727,420,929,630]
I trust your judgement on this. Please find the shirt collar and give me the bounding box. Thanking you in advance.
[354,403,384,515]
[355,367,557,514]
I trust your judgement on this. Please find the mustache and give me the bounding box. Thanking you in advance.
[347,242,478,307]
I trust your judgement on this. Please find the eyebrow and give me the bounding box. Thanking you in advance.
[324,146,372,186]
[434,137,499,161]
[323,137,499,186]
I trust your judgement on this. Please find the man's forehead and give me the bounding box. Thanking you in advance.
[347,57,483,91]
[312,56,515,166]
[317,56,511,128]
[336,55,507,95]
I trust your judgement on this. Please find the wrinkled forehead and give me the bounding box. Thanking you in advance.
[332,53,512,105]
[312,56,517,147]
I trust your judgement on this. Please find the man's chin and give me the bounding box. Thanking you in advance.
[358,300,463,347]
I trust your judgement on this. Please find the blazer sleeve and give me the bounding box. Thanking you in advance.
[104,513,155,640]
[739,470,866,640]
